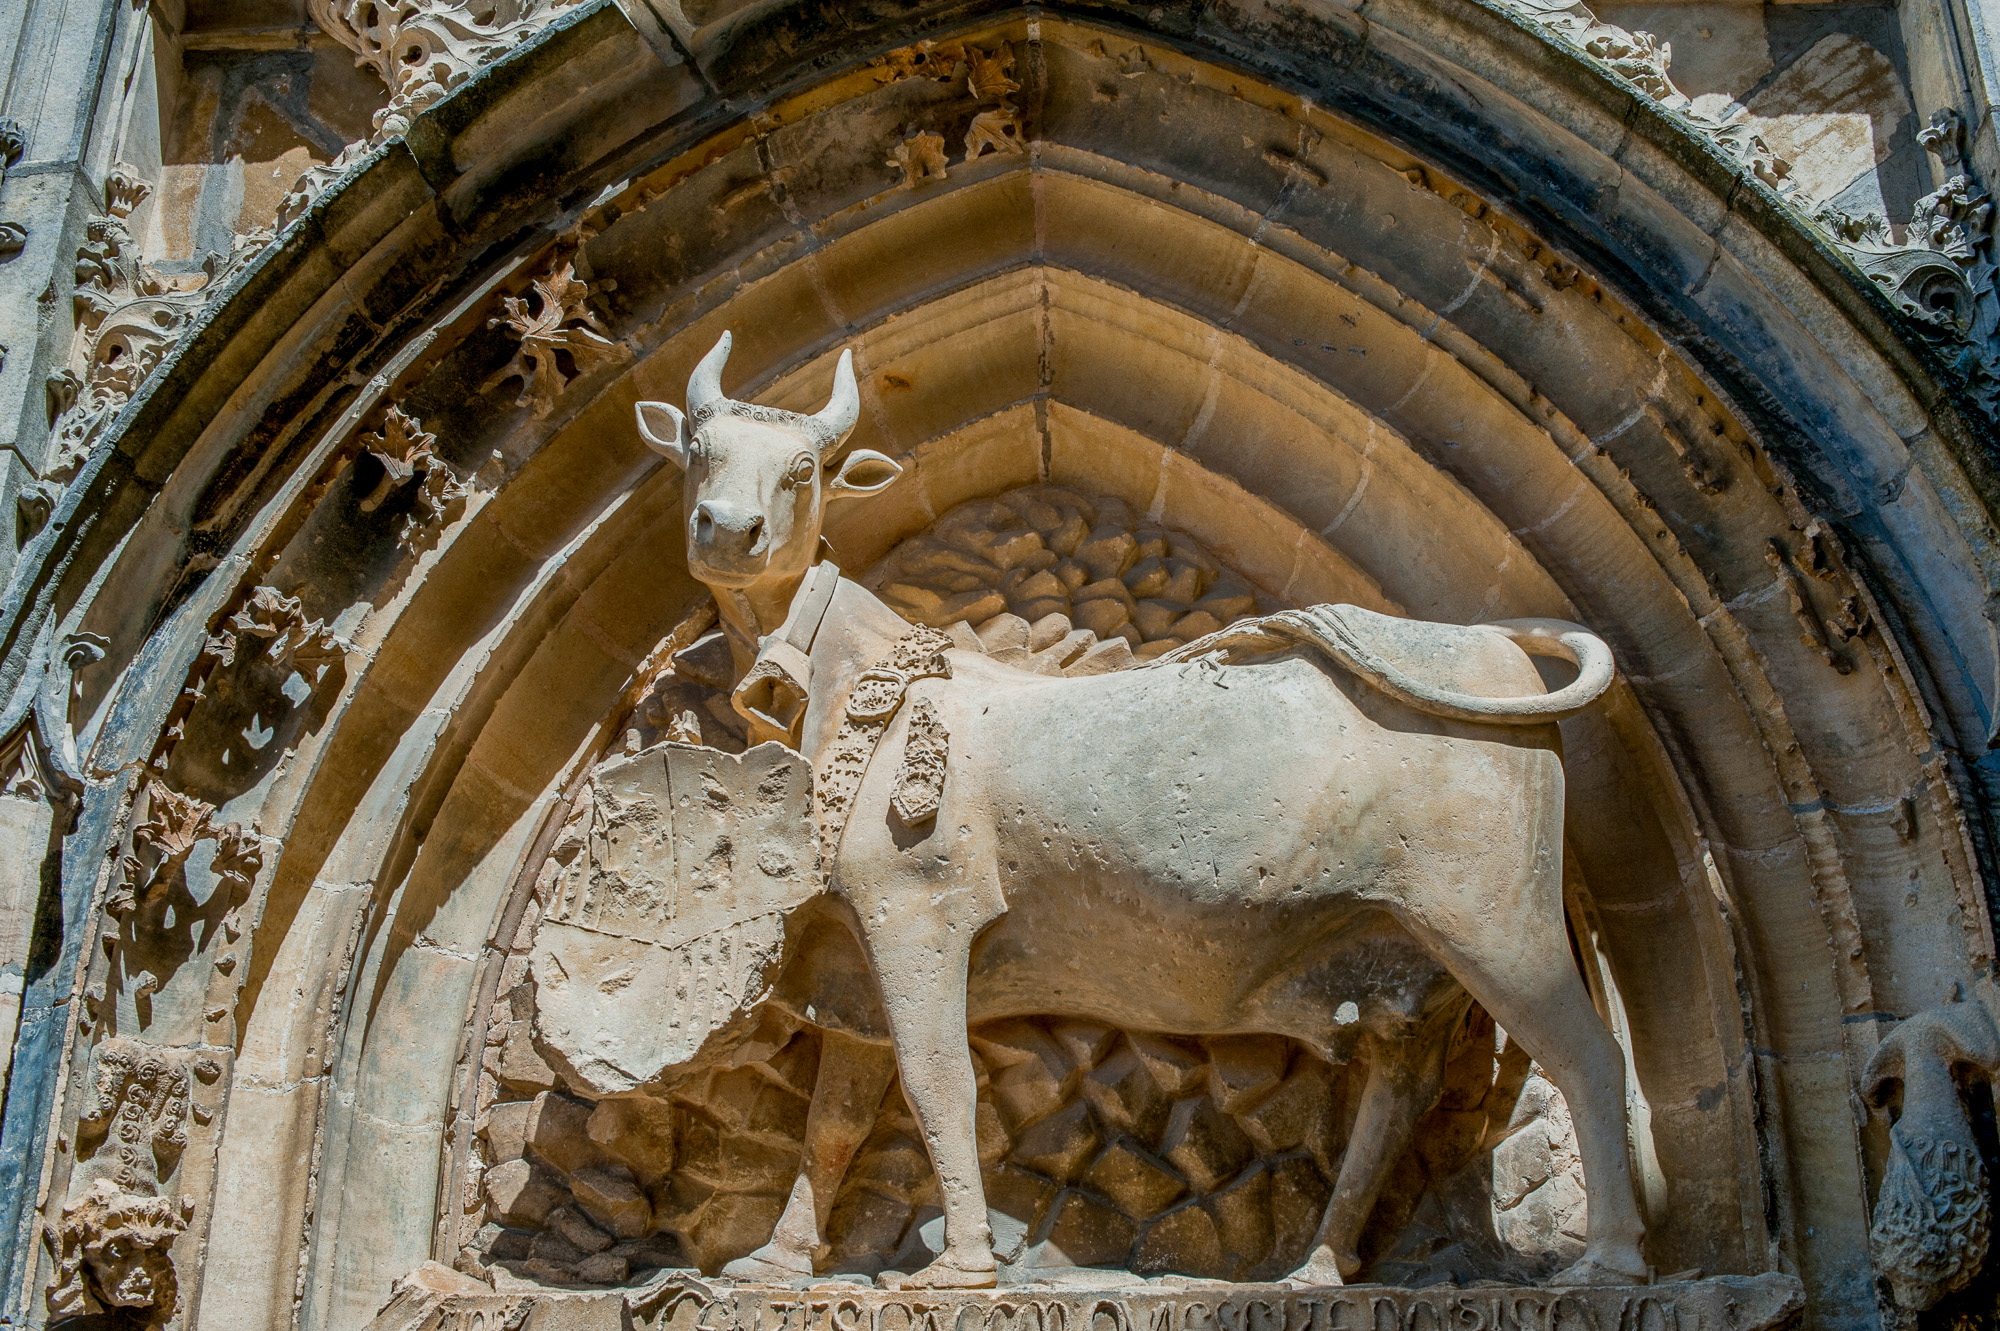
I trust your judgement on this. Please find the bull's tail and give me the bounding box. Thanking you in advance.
[1153,606,1615,725]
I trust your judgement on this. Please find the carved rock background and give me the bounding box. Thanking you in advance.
[472,990,1584,1286]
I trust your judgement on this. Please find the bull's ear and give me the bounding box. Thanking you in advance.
[636,401,688,469]
[828,449,903,501]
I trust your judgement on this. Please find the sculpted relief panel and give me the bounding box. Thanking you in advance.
[437,333,1702,1315]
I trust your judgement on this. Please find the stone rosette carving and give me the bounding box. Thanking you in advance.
[46,1040,195,1327]
[1863,997,2000,1312]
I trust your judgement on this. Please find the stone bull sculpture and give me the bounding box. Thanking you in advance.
[617,332,1649,1289]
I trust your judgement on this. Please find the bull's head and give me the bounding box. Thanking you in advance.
[636,332,902,590]
[636,332,903,676]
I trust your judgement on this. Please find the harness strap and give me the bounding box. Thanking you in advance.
[813,626,954,867]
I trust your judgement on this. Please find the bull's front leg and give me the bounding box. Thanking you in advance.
[860,905,996,1290]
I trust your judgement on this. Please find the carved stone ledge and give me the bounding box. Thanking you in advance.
[368,1273,1808,1331]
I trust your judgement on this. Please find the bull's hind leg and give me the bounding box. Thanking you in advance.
[1406,835,1648,1284]
[860,909,996,1290]
[1292,1031,1450,1285]
[723,1030,898,1280]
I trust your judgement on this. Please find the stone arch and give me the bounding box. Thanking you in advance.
[4,4,1995,1331]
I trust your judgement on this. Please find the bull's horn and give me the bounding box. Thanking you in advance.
[687,330,732,417]
[808,348,860,447]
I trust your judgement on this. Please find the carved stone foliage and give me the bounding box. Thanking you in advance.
[280,0,585,223]
[46,1039,195,1327]
[1863,997,2000,1313]
[109,781,261,927]
[484,258,627,418]
[33,168,260,527]
[1490,0,1999,414]
[150,585,349,807]
[310,0,588,143]
[352,405,469,550]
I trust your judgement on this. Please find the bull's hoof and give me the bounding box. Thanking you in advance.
[1547,1254,1649,1287]
[879,1257,998,1290]
[1285,1251,1350,1289]
[723,1245,816,1283]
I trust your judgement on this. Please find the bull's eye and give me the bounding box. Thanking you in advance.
[782,453,816,491]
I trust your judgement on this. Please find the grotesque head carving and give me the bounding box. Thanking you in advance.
[47,1180,188,1325]
[635,332,903,589]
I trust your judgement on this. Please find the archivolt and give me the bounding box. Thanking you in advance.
[21,9,1997,1331]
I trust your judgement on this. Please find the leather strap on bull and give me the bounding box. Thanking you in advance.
[813,626,954,865]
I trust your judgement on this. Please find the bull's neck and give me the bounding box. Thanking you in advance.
[713,570,807,680]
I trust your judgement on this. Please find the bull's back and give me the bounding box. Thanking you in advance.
[892,652,1555,1030]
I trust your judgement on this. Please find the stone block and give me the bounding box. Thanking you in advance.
[988,530,1048,570]
[485,1158,566,1226]
[1134,639,1182,661]
[527,1090,604,1176]
[489,1020,558,1092]
[1194,579,1257,622]
[1208,1034,1288,1113]
[1071,598,1132,640]
[1046,512,1090,556]
[546,1203,614,1254]
[1084,1140,1187,1218]
[1076,526,1139,580]
[1206,1166,1273,1277]
[978,1101,1011,1165]
[1233,1066,1328,1155]
[1265,1155,1332,1275]
[1039,1189,1139,1268]
[985,1164,1056,1256]
[1028,613,1075,651]
[1013,597,1071,626]
[1051,1019,1118,1070]
[1172,610,1223,641]
[1073,578,1137,611]
[1010,1099,1098,1183]
[1124,556,1171,598]
[571,1164,653,1239]
[1128,1033,1208,1096]
[1160,560,1206,605]
[1491,1121,1555,1210]
[1160,1096,1255,1193]
[1065,637,1138,676]
[483,1098,534,1163]
[850,1134,935,1202]
[1012,570,1066,603]
[1081,1046,1170,1141]
[1135,1201,1225,1278]
[576,1252,629,1284]
[1053,558,1090,591]
[529,1227,587,1270]
[976,613,1033,653]
[691,1191,788,1269]
[586,1096,677,1180]
[1133,600,1186,639]
[829,1187,917,1267]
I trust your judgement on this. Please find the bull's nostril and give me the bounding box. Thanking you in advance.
[745,516,764,542]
